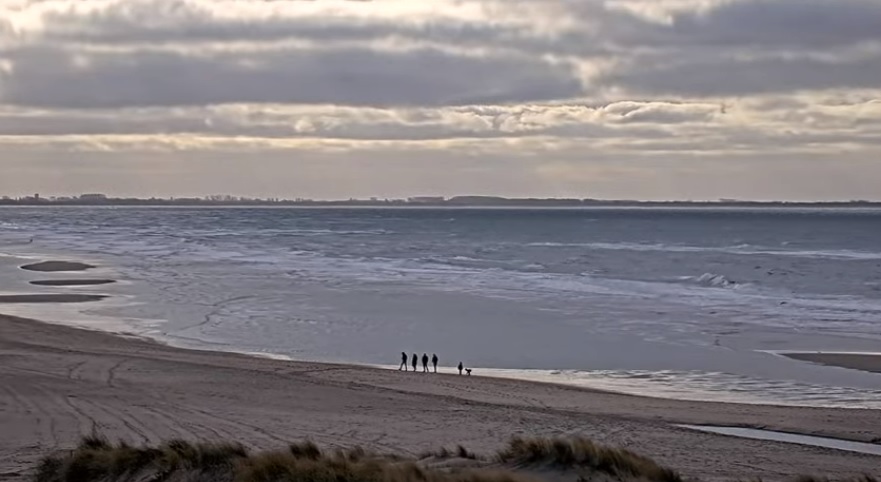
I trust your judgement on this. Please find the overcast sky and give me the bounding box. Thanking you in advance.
[1,0,880,200]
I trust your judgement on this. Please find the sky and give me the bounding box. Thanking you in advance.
[1,0,880,201]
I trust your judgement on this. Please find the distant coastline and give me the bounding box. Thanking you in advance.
[2,194,880,208]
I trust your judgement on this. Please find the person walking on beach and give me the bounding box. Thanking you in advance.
[411,353,418,372]
[421,353,429,373]
[399,352,408,371]
[431,354,438,373]
[457,361,463,375]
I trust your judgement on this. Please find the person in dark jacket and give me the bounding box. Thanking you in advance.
[399,352,408,371]
[411,353,418,371]
[431,354,438,373]
[421,353,429,372]
[457,361,463,375]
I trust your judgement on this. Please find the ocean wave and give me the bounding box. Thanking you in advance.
[0,221,23,231]
[194,228,393,237]
[527,241,881,260]
[692,273,739,288]
[479,368,881,409]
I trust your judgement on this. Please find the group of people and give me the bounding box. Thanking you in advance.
[399,352,471,375]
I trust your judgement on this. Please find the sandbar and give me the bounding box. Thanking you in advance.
[783,352,881,375]
[0,293,107,303]
[0,314,879,481]
[29,279,116,286]
[20,261,96,272]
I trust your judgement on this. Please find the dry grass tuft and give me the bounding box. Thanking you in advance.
[791,477,880,482]
[420,445,479,461]
[287,441,322,460]
[36,435,530,482]
[38,434,864,482]
[497,436,681,482]
[34,436,248,482]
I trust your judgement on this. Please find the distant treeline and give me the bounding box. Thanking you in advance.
[1,196,880,208]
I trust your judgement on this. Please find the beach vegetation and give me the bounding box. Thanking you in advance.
[419,445,479,461]
[33,434,874,482]
[496,436,682,482]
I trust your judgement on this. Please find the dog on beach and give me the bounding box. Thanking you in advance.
[465,368,472,376]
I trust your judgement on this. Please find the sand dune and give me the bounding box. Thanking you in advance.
[1,314,880,481]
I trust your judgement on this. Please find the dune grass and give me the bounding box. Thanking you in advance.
[420,445,480,461]
[35,435,534,482]
[32,434,874,482]
[34,434,248,482]
[496,436,682,482]
[790,477,879,482]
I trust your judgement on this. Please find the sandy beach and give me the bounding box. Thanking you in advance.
[2,313,881,481]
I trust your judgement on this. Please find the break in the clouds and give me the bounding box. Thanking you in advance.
[1,0,880,200]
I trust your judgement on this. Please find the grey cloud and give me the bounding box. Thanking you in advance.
[604,51,881,96]
[0,45,584,108]
[560,0,881,50]
[665,0,881,49]
[30,0,611,58]
[5,0,881,108]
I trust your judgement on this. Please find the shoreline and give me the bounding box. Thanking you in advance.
[2,313,881,481]
[4,252,881,411]
[5,265,881,411]
[782,352,881,375]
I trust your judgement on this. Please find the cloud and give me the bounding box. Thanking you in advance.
[4,0,881,107]
[0,45,584,108]
[604,49,881,96]
[1,0,881,199]
[665,0,881,49]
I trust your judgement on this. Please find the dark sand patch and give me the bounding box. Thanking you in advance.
[783,352,881,375]
[29,279,116,287]
[0,294,107,303]
[20,261,96,272]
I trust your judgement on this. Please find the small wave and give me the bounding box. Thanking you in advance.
[693,273,738,288]
[527,241,881,260]
[480,368,881,409]
[523,263,546,271]
[451,255,480,262]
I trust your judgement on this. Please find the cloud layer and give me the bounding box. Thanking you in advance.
[1,0,880,199]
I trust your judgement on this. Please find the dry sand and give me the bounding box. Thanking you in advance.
[2,314,881,481]
[29,279,116,287]
[19,261,95,272]
[783,353,881,375]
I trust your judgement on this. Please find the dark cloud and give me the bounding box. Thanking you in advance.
[0,45,584,108]
[665,0,881,49]
[4,0,881,108]
[33,1,611,58]
[603,51,881,96]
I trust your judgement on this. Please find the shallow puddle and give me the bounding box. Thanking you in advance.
[677,425,881,456]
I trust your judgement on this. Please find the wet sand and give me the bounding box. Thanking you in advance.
[29,279,116,286]
[0,294,107,303]
[19,261,96,272]
[1,314,880,481]
[783,352,881,375]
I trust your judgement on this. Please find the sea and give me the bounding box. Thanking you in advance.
[1,206,881,408]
